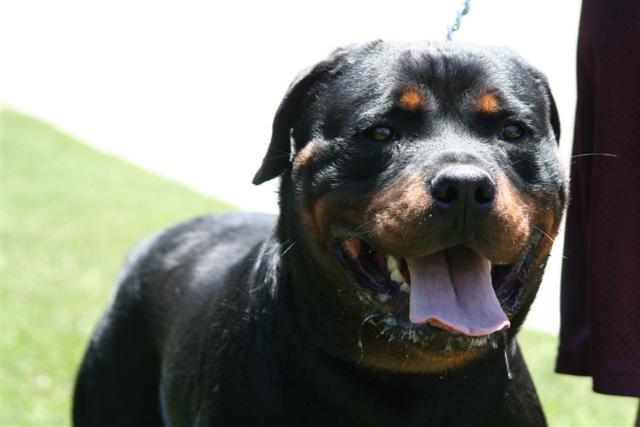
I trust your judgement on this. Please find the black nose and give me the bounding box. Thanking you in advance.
[430,165,496,213]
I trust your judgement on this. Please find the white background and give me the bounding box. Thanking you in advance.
[1,0,582,332]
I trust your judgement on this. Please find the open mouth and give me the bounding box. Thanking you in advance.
[336,235,540,338]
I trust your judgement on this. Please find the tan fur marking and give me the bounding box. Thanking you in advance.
[358,325,489,373]
[363,173,433,256]
[529,189,563,266]
[306,174,432,254]
[399,87,425,110]
[292,140,321,177]
[476,92,500,113]
[302,211,320,239]
[491,174,533,263]
[308,196,359,247]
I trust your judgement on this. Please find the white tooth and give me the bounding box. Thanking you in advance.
[390,269,405,284]
[400,282,410,293]
[386,255,400,272]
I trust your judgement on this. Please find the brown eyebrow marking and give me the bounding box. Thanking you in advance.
[399,87,425,110]
[475,92,501,113]
[292,139,321,178]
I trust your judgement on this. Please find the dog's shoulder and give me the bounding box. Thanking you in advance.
[108,212,277,328]
[129,212,275,281]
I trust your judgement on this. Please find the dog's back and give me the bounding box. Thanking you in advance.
[73,213,275,425]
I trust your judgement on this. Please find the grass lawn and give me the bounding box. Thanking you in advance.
[1,109,637,426]
[519,331,636,426]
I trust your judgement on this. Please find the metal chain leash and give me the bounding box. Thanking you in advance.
[446,0,472,41]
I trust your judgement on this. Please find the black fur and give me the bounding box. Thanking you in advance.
[74,41,566,426]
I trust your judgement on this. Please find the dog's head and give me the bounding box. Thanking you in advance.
[254,41,567,373]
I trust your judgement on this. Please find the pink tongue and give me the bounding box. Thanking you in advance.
[408,246,510,336]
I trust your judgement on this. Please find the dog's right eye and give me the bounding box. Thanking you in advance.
[499,123,527,142]
[365,126,394,142]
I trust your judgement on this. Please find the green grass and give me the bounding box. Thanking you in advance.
[1,109,636,426]
[1,108,232,425]
[519,330,637,426]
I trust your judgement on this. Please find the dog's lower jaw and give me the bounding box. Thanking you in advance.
[277,225,554,375]
[279,243,491,375]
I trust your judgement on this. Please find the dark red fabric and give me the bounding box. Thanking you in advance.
[556,0,640,397]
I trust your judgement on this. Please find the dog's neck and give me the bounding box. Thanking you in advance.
[244,229,517,426]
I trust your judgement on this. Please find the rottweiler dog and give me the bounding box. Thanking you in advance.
[74,41,567,427]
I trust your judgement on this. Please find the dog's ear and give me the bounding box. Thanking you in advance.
[545,84,561,144]
[252,60,335,185]
[515,58,561,145]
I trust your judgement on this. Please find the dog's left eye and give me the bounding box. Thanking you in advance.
[499,123,527,142]
[365,126,395,142]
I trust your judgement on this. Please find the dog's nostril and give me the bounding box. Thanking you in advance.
[433,184,458,205]
[431,175,462,208]
[474,179,496,206]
